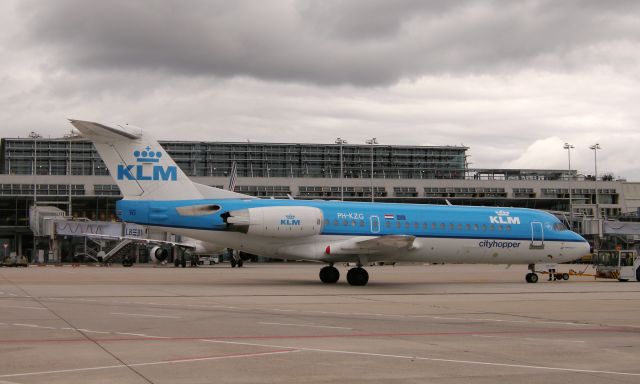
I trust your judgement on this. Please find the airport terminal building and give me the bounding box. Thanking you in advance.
[1,135,639,260]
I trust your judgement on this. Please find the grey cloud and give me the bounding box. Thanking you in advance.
[15,0,640,86]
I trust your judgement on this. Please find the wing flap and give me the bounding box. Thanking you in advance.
[328,235,416,255]
[353,235,416,250]
[81,233,195,249]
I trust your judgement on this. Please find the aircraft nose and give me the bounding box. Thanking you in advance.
[574,239,592,261]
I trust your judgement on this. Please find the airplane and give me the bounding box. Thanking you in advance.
[69,119,591,285]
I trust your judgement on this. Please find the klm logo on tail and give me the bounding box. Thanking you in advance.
[117,147,177,181]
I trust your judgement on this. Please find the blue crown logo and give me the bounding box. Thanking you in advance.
[133,146,162,163]
[285,214,295,220]
[495,210,510,216]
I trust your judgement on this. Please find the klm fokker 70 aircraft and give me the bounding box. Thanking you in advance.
[70,120,590,285]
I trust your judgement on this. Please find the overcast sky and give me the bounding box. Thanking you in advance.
[1,0,639,179]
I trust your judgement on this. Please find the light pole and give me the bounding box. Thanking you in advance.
[64,130,79,217]
[563,143,574,228]
[29,131,41,205]
[365,138,378,202]
[589,144,601,219]
[29,131,41,263]
[335,138,347,201]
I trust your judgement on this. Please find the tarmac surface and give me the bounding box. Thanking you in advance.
[0,262,639,384]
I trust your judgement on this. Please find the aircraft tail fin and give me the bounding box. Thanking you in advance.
[69,120,248,201]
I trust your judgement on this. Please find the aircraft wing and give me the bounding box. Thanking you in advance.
[326,235,416,256]
[81,233,196,249]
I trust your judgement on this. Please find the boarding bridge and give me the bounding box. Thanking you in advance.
[578,218,640,239]
[53,219,143,263]
[603,221,640,237]
[29,206,68,237]
[29,205,156,263]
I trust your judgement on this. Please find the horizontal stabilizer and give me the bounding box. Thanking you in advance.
[69,120,142,142]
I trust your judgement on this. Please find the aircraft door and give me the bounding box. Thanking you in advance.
[370,215,380,234]
[530,222,544,249]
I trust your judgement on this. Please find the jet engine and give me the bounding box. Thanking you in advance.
[150,246,169,263]
[225,206,323,237]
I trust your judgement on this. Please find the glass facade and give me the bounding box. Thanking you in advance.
[1,138,467,180]
[0,139,108,176]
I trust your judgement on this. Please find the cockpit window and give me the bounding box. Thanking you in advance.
[553,222,568,231]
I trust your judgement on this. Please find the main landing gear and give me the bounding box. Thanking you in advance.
[319,264,369,286]
[347,267,369,286]
[230,257,243,268]
[319,265,340,283]
[525,263,539,283]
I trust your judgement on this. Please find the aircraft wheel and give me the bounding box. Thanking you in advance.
[230,259,237,268]
[174,258,180,267]
[562,273,570,281]
[525,273,538,283]
[636,267,640,282]
[319,266,340,283]
[237,259,244,268]
[181,258,187,268]
[347,267,369,286]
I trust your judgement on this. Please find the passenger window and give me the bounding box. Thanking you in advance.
[432,223,437,229]
[397,222,402,228]
[506,225,511,231]
[385,221,391,228]
[333,219,339,226]
[481,224,487,231]
[449,223,455,230]
[324,219,329,226]
[465,224,470,230]
[342,220,349,226]
[360,220,365,227]
[473,224,479,231]
[405,222,410,229]
[440,223,445,229]
[498,225,503,231]
[457,224,463,230]
[422,223,428,230]
[489,225,495,231]
[414,222,419,229]
[351,220,356,227]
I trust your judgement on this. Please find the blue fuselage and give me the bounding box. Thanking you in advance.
[116,199,586,244]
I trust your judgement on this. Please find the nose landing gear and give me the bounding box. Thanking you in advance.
[525,264,539,283]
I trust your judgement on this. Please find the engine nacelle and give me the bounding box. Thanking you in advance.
[150,246,169,262]
[226,206,324,238]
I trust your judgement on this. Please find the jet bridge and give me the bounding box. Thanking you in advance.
[29,205,176,264]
